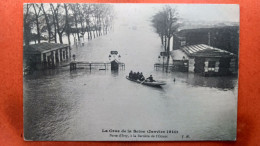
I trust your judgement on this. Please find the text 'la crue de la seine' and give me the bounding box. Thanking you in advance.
[102,129,180,139]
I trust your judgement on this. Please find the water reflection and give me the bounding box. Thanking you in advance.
[111,70,119,77]
[170,72,238,90]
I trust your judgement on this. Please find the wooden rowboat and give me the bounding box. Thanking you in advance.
[126,76,166,87]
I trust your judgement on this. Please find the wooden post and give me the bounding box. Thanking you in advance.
[53,51,56,67]
[68,46,71,58]
[57,50,60,63]
[45,53,48,68]
[41,53,44,69]
[59,49,62,62]
[66,47,68,60]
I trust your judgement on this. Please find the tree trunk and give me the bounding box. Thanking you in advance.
[64,3,70,46]
[76,26,80,41]
[24,4,31,45]
[53,15,57,43]
[166,36,171,72]
[87,31,90,40]
[74,16,80,41]
[160,34,163,45]
[36,17,41,43]
[172,35,175,50]
[58,33,63,44]
[90,30,92,39]
[42,4,52,43]
[67,33,71,46]
[164,35,167,51]
[95,26,98,37]
[54,28,57,43]
[33,4,41,44]
[93,31,95,38]
[82,34,85,41]
[24,22,31,45]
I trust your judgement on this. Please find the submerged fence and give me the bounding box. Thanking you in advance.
[154,60,189,72]
[69,61,125,71]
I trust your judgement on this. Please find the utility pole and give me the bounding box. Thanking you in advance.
[208,32,211,46]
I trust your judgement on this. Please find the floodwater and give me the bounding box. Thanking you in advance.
[24,22,238,141]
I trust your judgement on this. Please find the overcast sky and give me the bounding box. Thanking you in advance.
[113,4,239,25]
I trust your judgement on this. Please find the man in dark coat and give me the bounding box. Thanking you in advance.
[129,70,133,79]
[139,72,145,81]
[147,75,155,82]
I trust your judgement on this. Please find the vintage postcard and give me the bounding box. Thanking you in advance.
[23,3,239,141]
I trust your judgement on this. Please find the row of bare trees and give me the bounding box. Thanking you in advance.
[23,3,114,46]
[151,6,179,72]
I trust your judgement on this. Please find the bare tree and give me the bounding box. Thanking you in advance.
[24,3,114,45]
[152,11,167,46]
[82,4,92,40]
[32,4,42,43]
[50,4,66,44]
[151,6,179,72]
[41,4,52,43]
[64,3,73,46]
[69,4,80,41]
[76,4,87,41]
[100,4,113,35]
[24,4,33,45]
[49,4,58,43]
[92,4,102,37]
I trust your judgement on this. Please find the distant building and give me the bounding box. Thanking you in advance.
[173,36,186,50]
[23,42,71,70]
[173,26,239,55]
[171,44,237,76]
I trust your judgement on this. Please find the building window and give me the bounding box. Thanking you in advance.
[181,41,186,46]
[208,61,216,71]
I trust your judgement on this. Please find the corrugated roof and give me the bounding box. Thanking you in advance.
[24,42,69,54]
[181,44,234,58]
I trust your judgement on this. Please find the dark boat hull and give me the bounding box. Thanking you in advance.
[126,76,166,87]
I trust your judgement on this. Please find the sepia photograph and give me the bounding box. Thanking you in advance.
[23,3,239,141]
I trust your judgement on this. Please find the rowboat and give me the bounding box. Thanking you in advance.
[126,76,166,87]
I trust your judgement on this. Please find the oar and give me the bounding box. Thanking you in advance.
[140,79,147,84]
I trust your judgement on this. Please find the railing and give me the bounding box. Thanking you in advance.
[69,61,125,71]
[154,60,189,72]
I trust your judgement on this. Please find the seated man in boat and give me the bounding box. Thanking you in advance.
[136,72,140,79]
[147,75,155,82]
[139,72,145,81]
[129,70,133,79]
[133,72,137,80]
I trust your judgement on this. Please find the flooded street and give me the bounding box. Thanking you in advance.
[24,20,238,141]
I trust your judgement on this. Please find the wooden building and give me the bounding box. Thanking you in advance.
[171,44,237,76]
[173,26,239,55]
[111,60,119,70]
[23,42,71,70]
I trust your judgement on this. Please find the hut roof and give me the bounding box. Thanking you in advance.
[181,44,235,58]
[24,42,69,54]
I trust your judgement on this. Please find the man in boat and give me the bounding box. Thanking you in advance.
[147,75,155,82]
[136,72,140,80]
[139,72,145,81]
[133,72,137,80]
[129,70,133,79]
